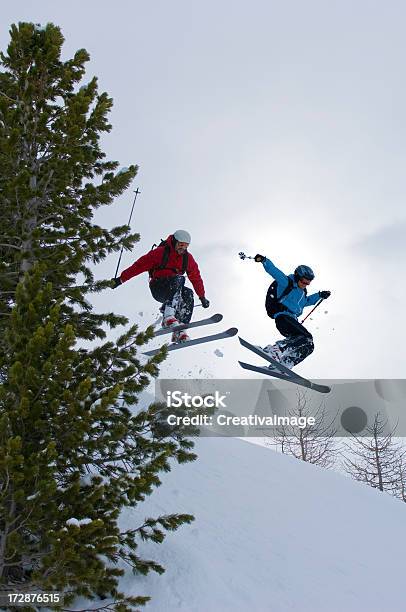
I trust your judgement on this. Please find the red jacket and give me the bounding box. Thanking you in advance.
[120,235,205,298]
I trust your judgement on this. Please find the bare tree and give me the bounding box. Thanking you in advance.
[394,452,406,502]
[344,413,405,496]
[268,389,340,468]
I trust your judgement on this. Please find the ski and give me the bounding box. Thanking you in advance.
[153,313,223,337]
[238,361,331,394]
[238,337,331,394]
[238,360,298,383]
[144,327,238,356]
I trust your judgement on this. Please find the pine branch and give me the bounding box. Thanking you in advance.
[0,89,17,102]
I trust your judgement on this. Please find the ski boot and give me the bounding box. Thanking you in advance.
[171,330,190,344]
[262,344,284,362]
[162,305,179,328]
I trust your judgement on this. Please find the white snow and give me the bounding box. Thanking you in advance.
[117,167,129,175]
[80,474,93,486]
[66,517,93,528]
[152,313,163,326]
[119,437,406,612]
[214,348,223,358]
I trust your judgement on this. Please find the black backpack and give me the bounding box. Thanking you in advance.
[265,277,305,319]
[149,238,189,278]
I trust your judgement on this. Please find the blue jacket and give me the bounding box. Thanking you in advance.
[263,257,320,320]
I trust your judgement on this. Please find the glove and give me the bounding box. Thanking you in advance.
[319,290,331,299]
[254,254,265,263]
[200,297,210,308]
[111,276,122,289]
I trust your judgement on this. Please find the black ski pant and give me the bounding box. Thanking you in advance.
[149,275,194,324]
[274,314,314,367]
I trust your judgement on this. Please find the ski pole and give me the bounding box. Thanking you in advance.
[114,188,141,278]
[238,251,255,260]
[301,298,324,324]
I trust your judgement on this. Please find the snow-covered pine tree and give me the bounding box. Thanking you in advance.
[0,23,197,610]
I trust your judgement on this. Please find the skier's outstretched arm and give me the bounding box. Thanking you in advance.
[120,249,163,283]
[305,292,322,307]
[305,290,331,307]
[261,256,289,285]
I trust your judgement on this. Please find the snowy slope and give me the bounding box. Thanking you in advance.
[120,437,406,612]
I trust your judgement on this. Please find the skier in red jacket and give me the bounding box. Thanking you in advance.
[111,230,209,342]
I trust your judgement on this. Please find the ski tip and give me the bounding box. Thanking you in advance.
[211,313,223,322]
[312,384,332,394]
[227,327,239,336]
[238,360,256,367]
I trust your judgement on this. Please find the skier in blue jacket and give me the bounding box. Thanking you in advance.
[254,254,331,368]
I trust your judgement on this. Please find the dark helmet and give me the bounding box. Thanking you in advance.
[294,265,315,281]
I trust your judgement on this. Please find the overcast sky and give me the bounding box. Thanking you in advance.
[2,1,405,381]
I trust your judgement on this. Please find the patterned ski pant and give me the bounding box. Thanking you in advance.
[274,314,314,367]
[149,275,194,324]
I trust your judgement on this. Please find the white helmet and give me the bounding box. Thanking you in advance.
[173,229,191,244]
